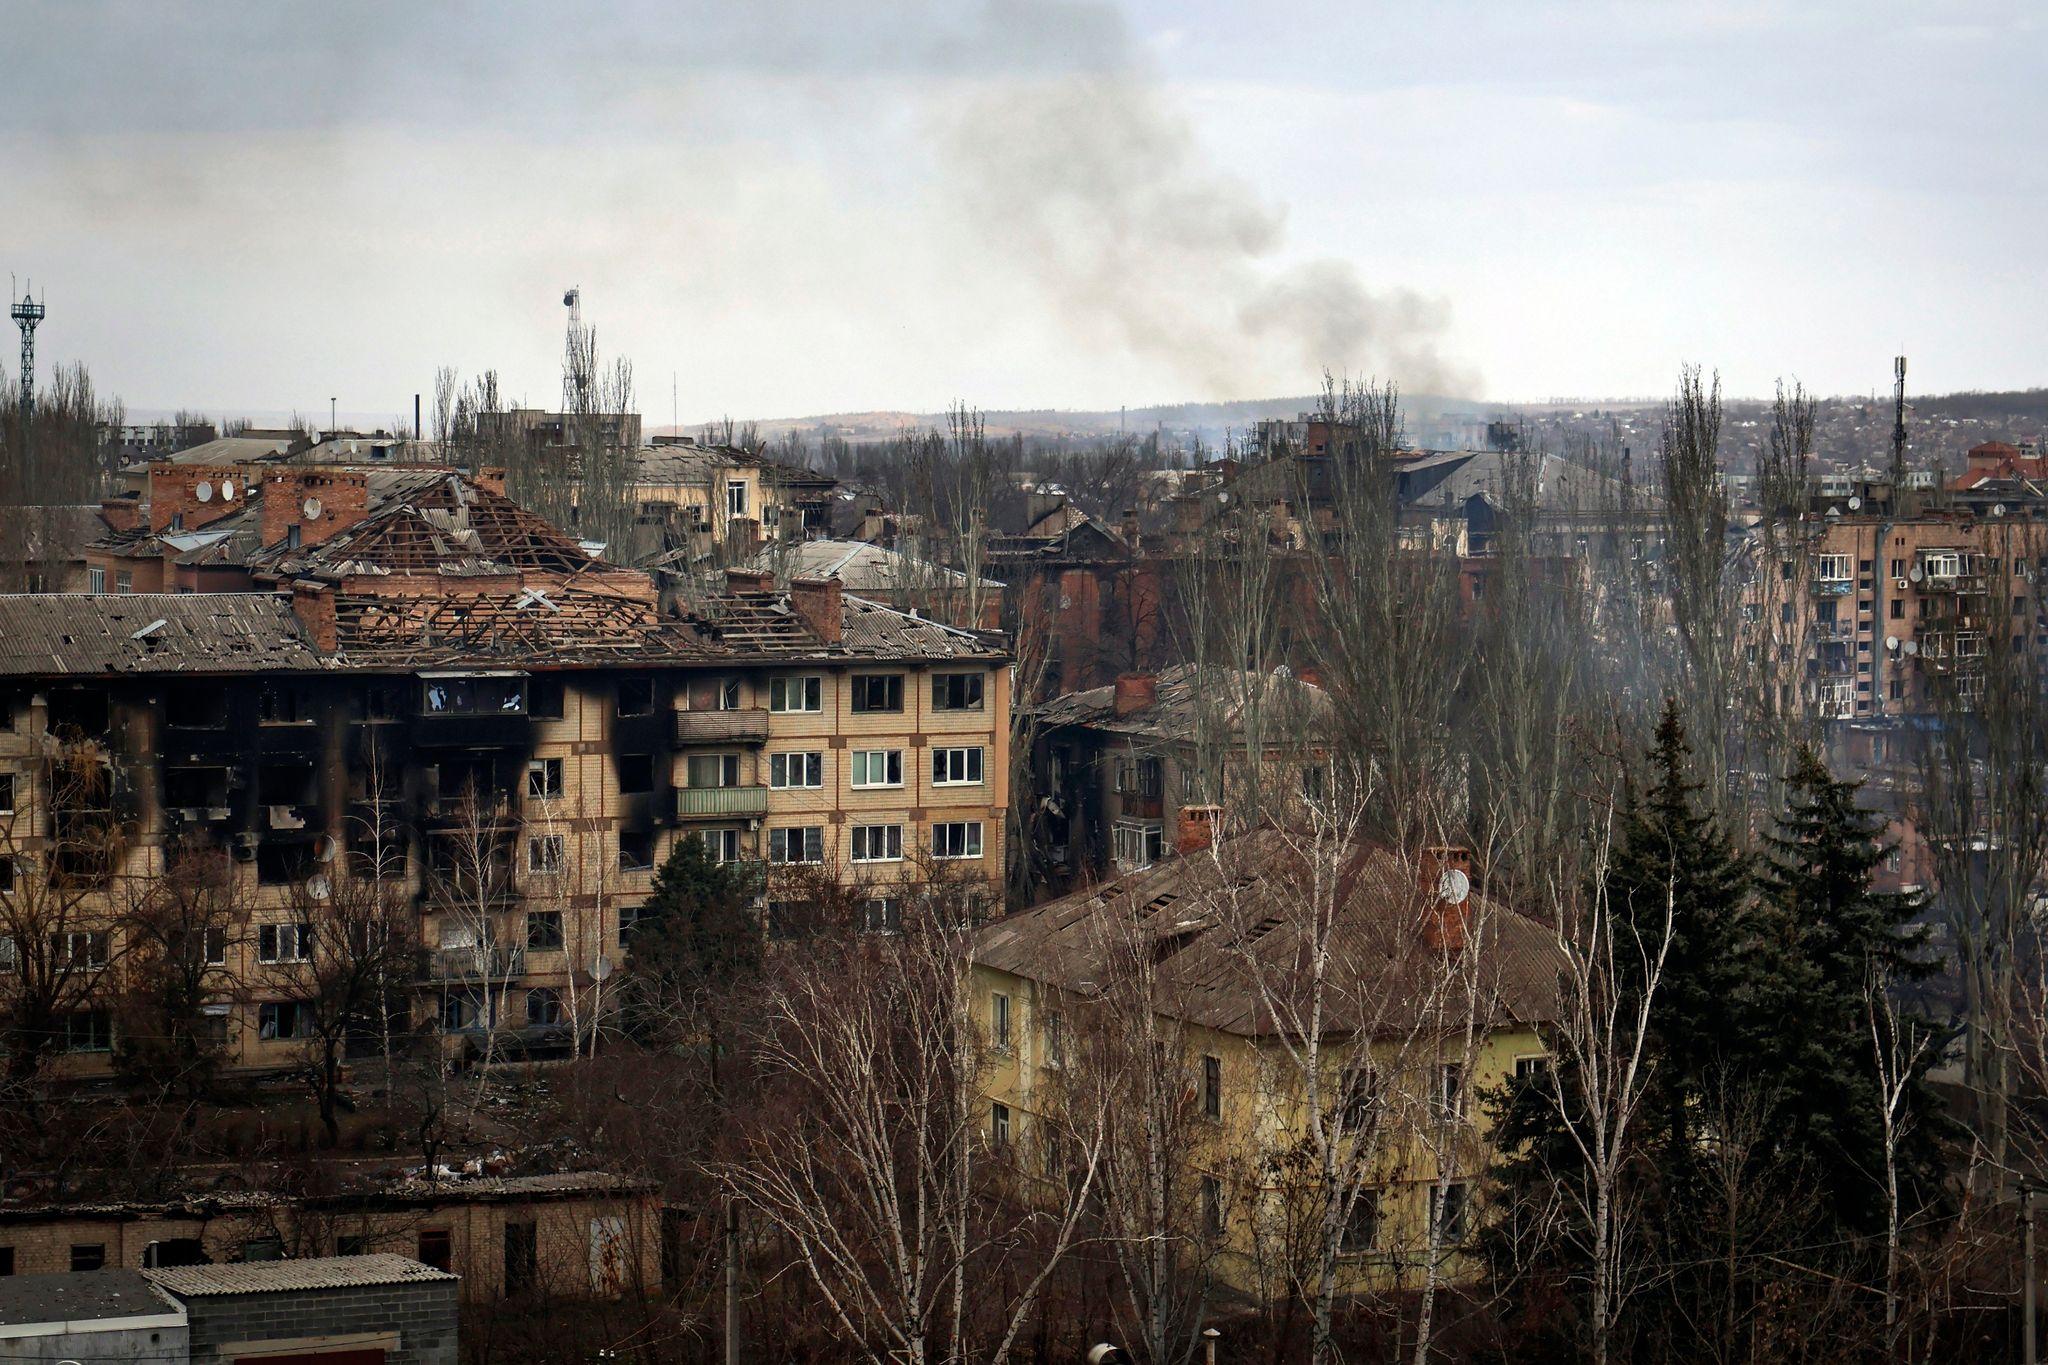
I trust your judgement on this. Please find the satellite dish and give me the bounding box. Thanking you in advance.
[1848,496,1862,510]
[1886,636,1900,651]
[1825,505,1843,519]
[306,874,331,901]
[1994,503,2007,517]
[593,956,614,981]
[220,479,235,500]
[1217,491,1230,504]
[312,834,338,863]
[195,481,213,503]
[1904,639,1920,656]
[302,496,323,520]
[1437,867,1471,904]
[1909,566,1924,583]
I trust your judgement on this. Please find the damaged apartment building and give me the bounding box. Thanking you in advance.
[0,453,1009,1076]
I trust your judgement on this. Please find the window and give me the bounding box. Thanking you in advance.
[0,931,14,970]
[769,826,824,864]
[71,1243,106,1272]
[257,923,313,963]
[505,1220,539,1295]
[1514,1055,1551,1088]
[529,676,565,720]
[1817,553,1852,582]
[87,566,106,593]
[526,987,563,1026]
[420,675,526,716]
[701,828,743,863]
[851,824,903,862]
[715,677,743,710]
[62,1011,112,1052]
[527,834,566,875]
[1301,764,1328,801]
[861,897,902,933]
[619,905,650,943]
[1202,1054,1222,1120]
[932,821,984,859]
[616,677,654,716]
[990,992,1011,1049]
[932,672,985,711]
[527,758,563,799]
[418,1229,453,1272]
[52,931,110,968]
[617,752,656,793]
[932,746,984,785]
[1115,756,1163,797]
[115,569,133,593]
[851,749,903,788]
[850,674,903,713]
[1437,1062,1466,1119]
[257,683,307,724]
[336,1235,369,1257]
[1431,1183,1472,1243]
[991,1101,1011,1147]
[619,830,654,871]
[686,754,740,789]
[0,773,13,813]
[257,1002,304,1040]
[726,479,749,517]
[1890,599,1904,620]
[1341,1191,1381,1253]
[1113,820,1163,870]
[1201,1175,1224,1240]
[770,752,824,789]
[1341,1065,1382,1130]
[527,910,564,951]
[769,676,822,712]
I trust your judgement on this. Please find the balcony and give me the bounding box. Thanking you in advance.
[674,708,770,745]
[430,943,526,982]
[1811,579,1852,597]
[675,784,770,819]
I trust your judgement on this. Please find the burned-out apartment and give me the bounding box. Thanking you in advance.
[0,451,1009,1076]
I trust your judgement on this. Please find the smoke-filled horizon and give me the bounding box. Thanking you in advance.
[2,1,2042,416]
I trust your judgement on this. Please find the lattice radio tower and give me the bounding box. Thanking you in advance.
[11,279,45,423]
[1889,355,1908,490]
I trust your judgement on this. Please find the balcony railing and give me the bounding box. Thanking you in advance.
[675,784,770,819]
[674,708,770,745]
[430,943,526,982]
[1812,579,1852,596]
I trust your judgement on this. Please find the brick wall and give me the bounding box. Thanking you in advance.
[180,1280,458,1365]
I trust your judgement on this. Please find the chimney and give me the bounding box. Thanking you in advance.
[290,580,338,653]
[1113,672,1157,718]
[1177,804,1222,856]
[99,494,141,534]
[1121,507,1140,545]
[1419,845,1474,952]
[261,471,370,549]
[788,575,844,646]
[149,463,248,533]
[1027,490,1066,528]
[474,466,509,497]
[724,567,774,594]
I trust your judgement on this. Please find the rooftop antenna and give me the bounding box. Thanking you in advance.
[11,277,46,423]
[1890,355,1908,490]
[562,287,587,413]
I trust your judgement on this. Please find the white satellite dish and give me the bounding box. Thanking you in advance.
[1886,636,1900,651]
[1909,566,1924,583]
[312,834,338,863]
[593,956,614,981]
[195,481,213,503]
[1904,639,1920,656]
[302,496,323,520]
[1994,504,2007,517]
[1848,496,1862,510]
[220,479,235,500]
[307,874,331,901]
[1437,867,1471,904]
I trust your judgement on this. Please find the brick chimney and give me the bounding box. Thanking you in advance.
[725,567,774,594]
[1121,507,1140,545]
[1177,804,1222,855]
[261,470,370,549]
[149,463,250,533]
[1420,845,1474,952]
[99,494,141,534]
[474,466,509,497]
[788,576,844,646]
[290,580,338,653]
[1113,672,1157,718]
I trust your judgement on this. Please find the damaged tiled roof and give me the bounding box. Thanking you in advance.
[1033,663,1329,742]
[974,829,1566,1038]
[735,539,1000,594]
[145,1254,455,1297]
[332,587,700,667]
[675,591,1005,662]
[0,594,324,674]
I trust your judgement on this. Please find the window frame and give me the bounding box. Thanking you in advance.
[932,821,985,860]
[768,826,825,865]
[932,746,984,786]
[932,671,985,711]
[769,751,825,789]
[768,675,823,713]
[851,749,905,789]
[850,823,904,863]
[850,673,904,714]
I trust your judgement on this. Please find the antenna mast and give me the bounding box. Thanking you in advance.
[11,280,46,423]
[1889,354,1908,490]
[562,287,586,415]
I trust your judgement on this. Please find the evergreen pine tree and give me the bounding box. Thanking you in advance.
[1753,744,1941,1235]
[624,833,762,1093]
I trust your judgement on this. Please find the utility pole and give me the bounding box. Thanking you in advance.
[2026,1182,2037,1365]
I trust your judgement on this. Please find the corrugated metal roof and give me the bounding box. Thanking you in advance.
[0,593,325,675]
[145,1254,455,1297]
[1033,664,1330,741]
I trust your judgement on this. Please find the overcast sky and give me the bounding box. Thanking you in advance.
[3,0,2042,421]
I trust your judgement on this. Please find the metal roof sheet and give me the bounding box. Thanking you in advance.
[0,593,324,675]
[0,1269,182,1328]
[144,1254,455,1297]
